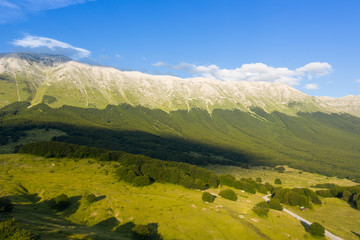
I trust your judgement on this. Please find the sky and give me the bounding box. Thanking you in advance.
[1,0,360,97]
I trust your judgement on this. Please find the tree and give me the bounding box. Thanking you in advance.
[252,201,270,216]
[202,192,215,203]
[219,189,238,201]
[86,193,96,203]
[342,190,352,202]
[50,194,71,211]
[268,198,283,211]
[133,175,151,187]
[274,178,282,184]
[308,222,325,236]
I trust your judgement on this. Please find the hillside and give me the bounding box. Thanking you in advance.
[2,153,359,240]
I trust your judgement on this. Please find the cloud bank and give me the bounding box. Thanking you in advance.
[0,0,94,23]
[153,61,332,86]
[12,35,91,59]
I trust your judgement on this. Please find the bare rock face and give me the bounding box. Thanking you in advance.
[0,52,359,117]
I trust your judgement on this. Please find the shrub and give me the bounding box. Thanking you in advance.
[274,178,282,184]
[202,192,215,203]
[132,223,161,240]
[257,185,268,194]
[50,194,71,211]
[256,177,262,183]
[0,197,13,212]
[86,193,96,203]
[268,198,283,211]
[219,189,238,201]
[275,166,285,173]
[133,175,151,187]
[265,182,274,192]
[0,219,37,240]
[357,200,360,210]
[252,201,270,216]
[308,222,325,236]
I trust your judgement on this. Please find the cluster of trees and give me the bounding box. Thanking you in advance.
[115,154,219,190]
[219,175,273,194]
[252,201,270,216]
[19,141,108,159]
[272,187,321,208]
[252,199,283,217]
[219,189,238,201]
[315,184,360,210]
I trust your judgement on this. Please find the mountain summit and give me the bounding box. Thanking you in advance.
[0,52,359,116]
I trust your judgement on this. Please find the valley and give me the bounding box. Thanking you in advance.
[1,154,359,240]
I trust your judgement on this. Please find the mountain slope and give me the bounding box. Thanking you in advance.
[1,53,358,116]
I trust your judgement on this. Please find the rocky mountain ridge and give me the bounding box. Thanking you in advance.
[0,52,359,116]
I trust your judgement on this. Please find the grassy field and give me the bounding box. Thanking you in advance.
[0,154,323,240]
[206,164,360,240]
[206,165,357,188]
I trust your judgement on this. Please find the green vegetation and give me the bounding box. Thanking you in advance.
[201,192,215,203]
[0,218,37,240]
[50,194,71,211]
[272,188,321,208]
[19,141,219,190]
[132,223,162,240]
[252,201,270,217]
[1,102,360,181]
[274,178,282,184]
[219,189,238,201]
[308,222,325,237]
[0,154,323,240]
[268,199,283,211]
[85,194,96,203]
[315,184,360,209]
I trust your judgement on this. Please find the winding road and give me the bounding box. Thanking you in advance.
[263,195,343,240]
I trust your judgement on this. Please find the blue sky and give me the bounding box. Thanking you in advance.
[1,0,360,97]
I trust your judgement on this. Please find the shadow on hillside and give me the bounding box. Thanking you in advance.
[95,195,106,202]
[351,231,360,239]
[5,192,163,240]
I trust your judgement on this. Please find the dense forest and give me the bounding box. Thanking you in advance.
[1,101,360,181]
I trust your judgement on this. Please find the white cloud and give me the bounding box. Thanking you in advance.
[153,61,332,86]
[12,35,90,59]
[296,62,332,79]
[115,54,123,59]
[0,0,94,23]
[356,79,360,84]
[304,83,319,90]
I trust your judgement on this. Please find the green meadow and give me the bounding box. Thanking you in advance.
[0,154,331,240]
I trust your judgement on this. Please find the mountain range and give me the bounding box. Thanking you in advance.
[1,52,360,181]
[1,52,359,117]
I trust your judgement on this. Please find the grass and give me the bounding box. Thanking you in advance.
[205,165,357,188]
[206,164,360,239]
[0,154,320,240]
